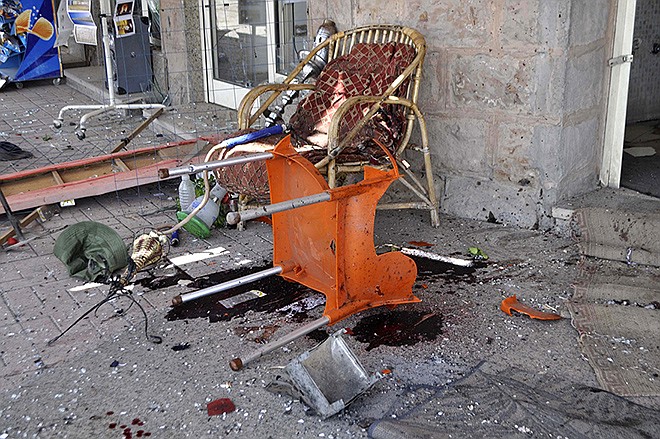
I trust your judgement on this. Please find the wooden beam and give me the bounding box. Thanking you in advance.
[109,107,165,154]
[51,170,64,185]
[112,158,131,173]
[0,207,42,245]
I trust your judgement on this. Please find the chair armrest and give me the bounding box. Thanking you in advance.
[238,83,316,129]
[317,95,421,168]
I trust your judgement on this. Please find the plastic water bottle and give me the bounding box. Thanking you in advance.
[183,184,227,230]
[187,195,220,227]
[209,183,228,202]
[178,174,195,211]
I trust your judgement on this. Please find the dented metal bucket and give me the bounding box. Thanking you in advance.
[282,330,382,418]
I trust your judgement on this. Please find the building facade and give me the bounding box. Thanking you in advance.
[156,0,657,229]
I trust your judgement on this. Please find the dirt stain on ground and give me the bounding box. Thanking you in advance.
[165,255,481,348]
[350,310,442,351]
[166,263,312,323]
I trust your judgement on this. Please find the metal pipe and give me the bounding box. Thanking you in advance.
[230,315,330,371]
[226,192,331,225]
[172,265,283,305]
[160,152,273,178]
[400,247,474,267]
[99,13,116,106]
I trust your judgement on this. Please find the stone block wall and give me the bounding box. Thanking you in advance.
[310,0,614,229]
[152,0,615,229]
[160,0,205,105]
[627,1,660,123]
[557,0,612,204]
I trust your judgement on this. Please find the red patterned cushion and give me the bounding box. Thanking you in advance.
[288,42,416,163]
[214,43,418,202]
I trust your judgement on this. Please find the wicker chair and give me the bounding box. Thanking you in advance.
[224,24,439,227]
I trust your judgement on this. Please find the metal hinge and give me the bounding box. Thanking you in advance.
[608,54,633,66]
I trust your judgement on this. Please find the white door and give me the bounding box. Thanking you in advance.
[200,0,308,110]
[600,0,637,187]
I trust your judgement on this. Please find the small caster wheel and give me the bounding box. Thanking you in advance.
[53,78,63,86]
[75,130,86,140]
[14,82,23,89]
[53,119,62,129]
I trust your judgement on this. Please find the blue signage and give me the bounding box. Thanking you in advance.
[0,0,62,83]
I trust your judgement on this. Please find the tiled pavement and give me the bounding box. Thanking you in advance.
[1,77,659,438]
[0,80,179,176]
[0,79,255,391]
[0,181,275,392]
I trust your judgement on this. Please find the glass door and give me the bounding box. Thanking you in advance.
[201,0,275,109]
[200,0,308,109]
[274,0,308,77]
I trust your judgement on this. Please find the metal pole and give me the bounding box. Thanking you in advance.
[99,11,116,106]
[400,247,474,267]
[226,192,331,225]
[230,315,330,371]
[172,265,283,305]
[160,152,274,178]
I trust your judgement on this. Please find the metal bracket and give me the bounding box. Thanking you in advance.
[608,54,633,66]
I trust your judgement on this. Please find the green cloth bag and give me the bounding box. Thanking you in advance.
[53,221,129,282]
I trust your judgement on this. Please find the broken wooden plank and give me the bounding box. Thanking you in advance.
[0,137,216,214]
[0,206,43,245]
[109,107,165,154]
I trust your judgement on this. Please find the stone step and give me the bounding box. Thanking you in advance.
[553,187,660,266]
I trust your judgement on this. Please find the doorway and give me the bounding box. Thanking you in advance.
[620,1,660,198]
[601,0,660,198]
[621,120,660,197]
[200,0,308,110]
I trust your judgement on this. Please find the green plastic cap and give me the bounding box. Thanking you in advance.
[176,211,211,239]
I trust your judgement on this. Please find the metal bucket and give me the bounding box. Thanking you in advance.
[279,329,383,418]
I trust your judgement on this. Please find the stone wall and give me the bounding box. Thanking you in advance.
[627,1,660,123]
[557,0,612,206]
[310,0,613,229]
[160,0,204,105]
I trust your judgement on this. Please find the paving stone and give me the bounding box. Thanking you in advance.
[0,299,17,327]
[0,369,31,393]
[0,323,36,376]
[0,246,39,263]
[2,255,66,289]
[2,287,42,321]
[25,234,57,257]
[22,317,102,366]
[77,202,117,222]
[0,260,25,283]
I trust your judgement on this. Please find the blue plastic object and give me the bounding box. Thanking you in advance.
[219,124,286,150]
[170,230,180,247]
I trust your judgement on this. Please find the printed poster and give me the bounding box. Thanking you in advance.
[113,0,134,38]
[66,0,96,45]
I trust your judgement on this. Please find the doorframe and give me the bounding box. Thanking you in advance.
[199,0,279,109]
[600,0,637,187]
